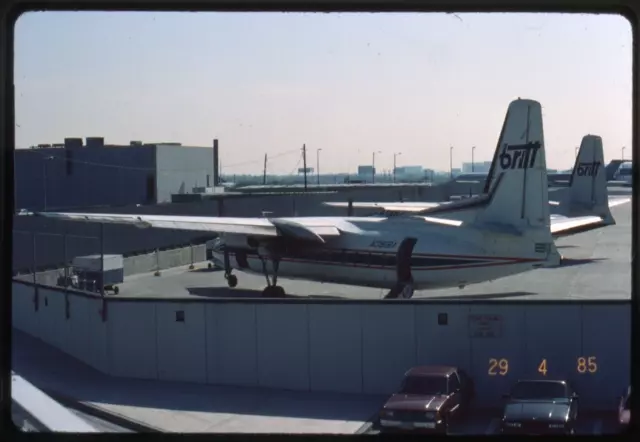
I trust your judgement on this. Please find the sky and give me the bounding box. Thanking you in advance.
[14,11,632,174]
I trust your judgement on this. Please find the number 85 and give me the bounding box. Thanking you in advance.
[577,356,597,373]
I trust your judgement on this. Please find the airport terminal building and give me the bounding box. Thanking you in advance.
[15,137,220,211]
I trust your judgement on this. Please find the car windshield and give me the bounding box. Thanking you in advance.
[400,376,448,395]
[511,382,567,400]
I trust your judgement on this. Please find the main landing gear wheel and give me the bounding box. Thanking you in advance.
[226,274,238,288]
[385,282,415,299]
[222,248,239,289]
[262,285,285,297]
[399,284,414,299]
[259,255,286,298]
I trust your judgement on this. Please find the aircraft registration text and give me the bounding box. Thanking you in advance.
[369,240,397,249]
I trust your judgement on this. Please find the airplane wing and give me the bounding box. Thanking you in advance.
[27,212,341,243]
[550,215,607,238]
[608,197,631,208]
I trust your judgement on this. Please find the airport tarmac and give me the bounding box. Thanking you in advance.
[113,194,631,301]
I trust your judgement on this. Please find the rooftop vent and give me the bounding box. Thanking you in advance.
[85,137,104,148]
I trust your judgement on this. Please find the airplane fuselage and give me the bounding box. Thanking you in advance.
[211,216,558,290]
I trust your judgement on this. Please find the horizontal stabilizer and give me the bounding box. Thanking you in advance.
[420,216,463,227]
[324,201,441,212]
[550,215,606,237]
[608,197,631,208]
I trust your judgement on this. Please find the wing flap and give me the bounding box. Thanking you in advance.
[269,218,340,243]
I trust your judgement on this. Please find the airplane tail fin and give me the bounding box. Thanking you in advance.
[475,98,550,229]
[565,135,613,222]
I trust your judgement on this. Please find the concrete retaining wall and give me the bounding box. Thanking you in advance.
[12,281,630,409]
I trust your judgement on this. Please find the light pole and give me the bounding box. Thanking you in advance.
[316,148,322,185]
[393,152,402,183]
[575,146,579,157]
[372,150,381,183]
[622,146,626,160]
[449,146,454,179]
[471,146,476,172]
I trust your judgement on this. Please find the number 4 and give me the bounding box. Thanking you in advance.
[538,359,548,376]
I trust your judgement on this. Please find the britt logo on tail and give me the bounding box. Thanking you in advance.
[499,142,542,170]
[576,161,601,177]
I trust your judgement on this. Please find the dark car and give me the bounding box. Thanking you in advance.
[378,366,475,434]
[618,386,631,431]
[500,380,579,435]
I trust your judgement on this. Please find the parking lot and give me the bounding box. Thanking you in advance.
[362,409,621,435]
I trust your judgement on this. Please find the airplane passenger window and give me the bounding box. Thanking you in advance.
[10,9,632,435]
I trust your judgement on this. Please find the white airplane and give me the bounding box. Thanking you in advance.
[547,134,630,232]
[325,134,630,239]
[24,98,610,299]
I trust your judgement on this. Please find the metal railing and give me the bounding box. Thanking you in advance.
[11,372,99,432]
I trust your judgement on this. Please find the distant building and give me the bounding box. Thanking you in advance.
[357,165,375,179]
[15,137,219,211]
[462,161,491,173]
[394,165,424,180]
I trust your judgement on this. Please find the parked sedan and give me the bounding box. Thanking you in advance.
[378,365,475,434]
[500,380,578,435]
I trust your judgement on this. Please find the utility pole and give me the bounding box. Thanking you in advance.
[302,144,308,191]
[471,146,476,172]
[449,146,454,179]
[393,152,402,183]
[372,152,376,183]
[316,148,322,185]
[263,153,267,185]
[372,151,381,184]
